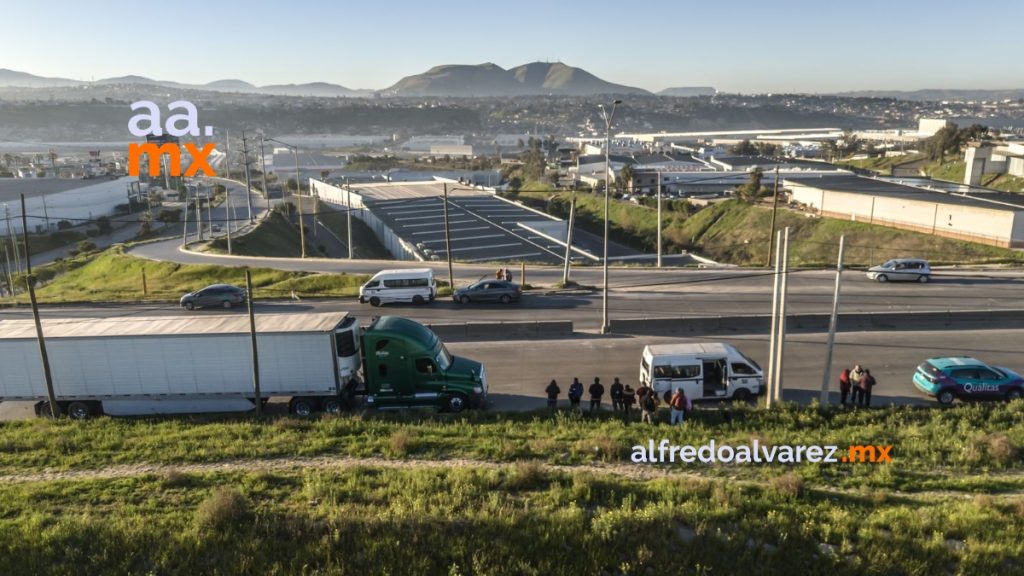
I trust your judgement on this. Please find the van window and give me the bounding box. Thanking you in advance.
[653,365,671,379]
[731,363,757,375]
[382,277,430,288]
[671,365,701,379]
[364,280,379,288]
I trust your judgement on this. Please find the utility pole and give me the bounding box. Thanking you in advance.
[346,177,354,259]
[562,190,577,285]
[293,148,305,258]
[245,270,261,417]
[442,183,454,292]
[766,229,783,409]
[196,193,203,242]
[599,99,622,335]
[656,171,663,268]
[206,186,213,239]
[182,186,189,247]
[2,238,13,298]
[5,204,22,276]
[226,192,232,254]
[820,236,846,409]
[767,167,780,267]
[259,134,269,201]
[224,128,230,181]
[41,195,50,233]
[773,227,791,405]
[22,194,58,418]
[241,131,254,222]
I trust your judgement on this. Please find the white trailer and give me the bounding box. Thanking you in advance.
[0,312,361,418]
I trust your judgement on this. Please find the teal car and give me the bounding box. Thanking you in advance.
[913,356,1024,405]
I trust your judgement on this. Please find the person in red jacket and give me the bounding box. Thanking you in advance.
[838,368,852,406]
[859,369,876,408]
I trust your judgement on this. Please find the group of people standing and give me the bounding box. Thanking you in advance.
[544,378,692,425]
[838,364,877,407]
[494,268,513,282]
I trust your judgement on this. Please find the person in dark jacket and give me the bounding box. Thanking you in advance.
[545,379,560,411]
[839,368,852,406]
[589,377,605,412]
[638,384,658,424]
[609,377,624,412]
[622,384,636,415]
[567,378,583,411]
[859,370,876,408]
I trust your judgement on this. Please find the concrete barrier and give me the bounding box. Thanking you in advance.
[427,321,573,341]
[608,309,1024,336]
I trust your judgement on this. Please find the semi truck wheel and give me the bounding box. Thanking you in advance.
[66,401,92,420]
[321,398,343,414]
[290,398,315,417]
[445,393,468,413]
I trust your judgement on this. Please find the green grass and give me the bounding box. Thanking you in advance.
[836,153,927,175]
[521,193,1024,267]
[15,246,369,302]
[208,210,315,258]
[981,173,1024,193]
[1,403,1024,574]
[924,160,967,183]
[317,210,393,259]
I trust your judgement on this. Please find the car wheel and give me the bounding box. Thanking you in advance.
[369,296,381,307]
[732,389,752,402]
[918,275,930,283]
[184,302,195,310]
[412,295,425,305]
[876,274,888,283]
[500,294,512,304]
[1007,388,1023,402]
[321,398,343,414]
[67,401,92,420]
[459,295,470,304]
[445,393,468,413]
[937,389,955,406]
[290,398,315,417]
[222,300,232,309]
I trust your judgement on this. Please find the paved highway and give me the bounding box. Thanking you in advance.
[2,327,1020,419]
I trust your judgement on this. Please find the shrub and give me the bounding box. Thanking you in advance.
[768,472,804,498]
[194,487,249,531]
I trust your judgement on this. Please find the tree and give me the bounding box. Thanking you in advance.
[735,167,764,203]
[57,220,73,231]
[730,140,758,155]
[618,164,635,193]
[157,208,181,223]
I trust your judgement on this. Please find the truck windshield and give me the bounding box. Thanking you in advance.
[435,344,453,371]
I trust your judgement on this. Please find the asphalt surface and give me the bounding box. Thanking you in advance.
[2,327,1021,419]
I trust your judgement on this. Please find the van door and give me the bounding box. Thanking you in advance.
[728,360,760,396]
[702,359,727,397]
[670,363,702,401]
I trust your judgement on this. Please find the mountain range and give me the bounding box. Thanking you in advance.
[0,62,663,97]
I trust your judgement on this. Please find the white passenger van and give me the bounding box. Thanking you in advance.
[359,268,436,307]
[639,342,762,402]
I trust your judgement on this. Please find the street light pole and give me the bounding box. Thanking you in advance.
[600,99,622,335]
[266,137,305,258]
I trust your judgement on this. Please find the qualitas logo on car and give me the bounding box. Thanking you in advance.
[126,100,216,177]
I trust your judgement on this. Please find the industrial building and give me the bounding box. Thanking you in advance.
[785,174,1024,248]
[0,176,141,235]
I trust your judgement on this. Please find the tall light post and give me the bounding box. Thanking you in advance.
[266,137,305,258]
[599,99,622,335]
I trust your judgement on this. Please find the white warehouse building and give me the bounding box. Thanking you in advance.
[0,176,141,235]
[785,175,1024,249]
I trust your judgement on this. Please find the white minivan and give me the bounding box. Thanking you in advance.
[359,268,436,307]
[639,342,762,402]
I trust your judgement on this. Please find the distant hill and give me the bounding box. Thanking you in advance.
[260,82,369,97]
[204,79,256,91]
[386,61,651,97]
[658,86,716,97]
[835,88,1024,102]
[0,68,82,87]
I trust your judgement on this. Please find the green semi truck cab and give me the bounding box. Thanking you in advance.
[360,316,487,412]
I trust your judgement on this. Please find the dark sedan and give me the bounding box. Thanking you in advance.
[453,280,521,304]
[180,284,247,310]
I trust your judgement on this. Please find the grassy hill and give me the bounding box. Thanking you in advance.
[208,210,316,258]
[520,193,1024,267]
[0,403,1022,574]
[13,246,368,303]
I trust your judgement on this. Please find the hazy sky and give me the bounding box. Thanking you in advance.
[3,0,1021,93]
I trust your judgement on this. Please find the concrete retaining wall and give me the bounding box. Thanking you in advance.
[609,309,1024,335]
[427,321,573,341]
